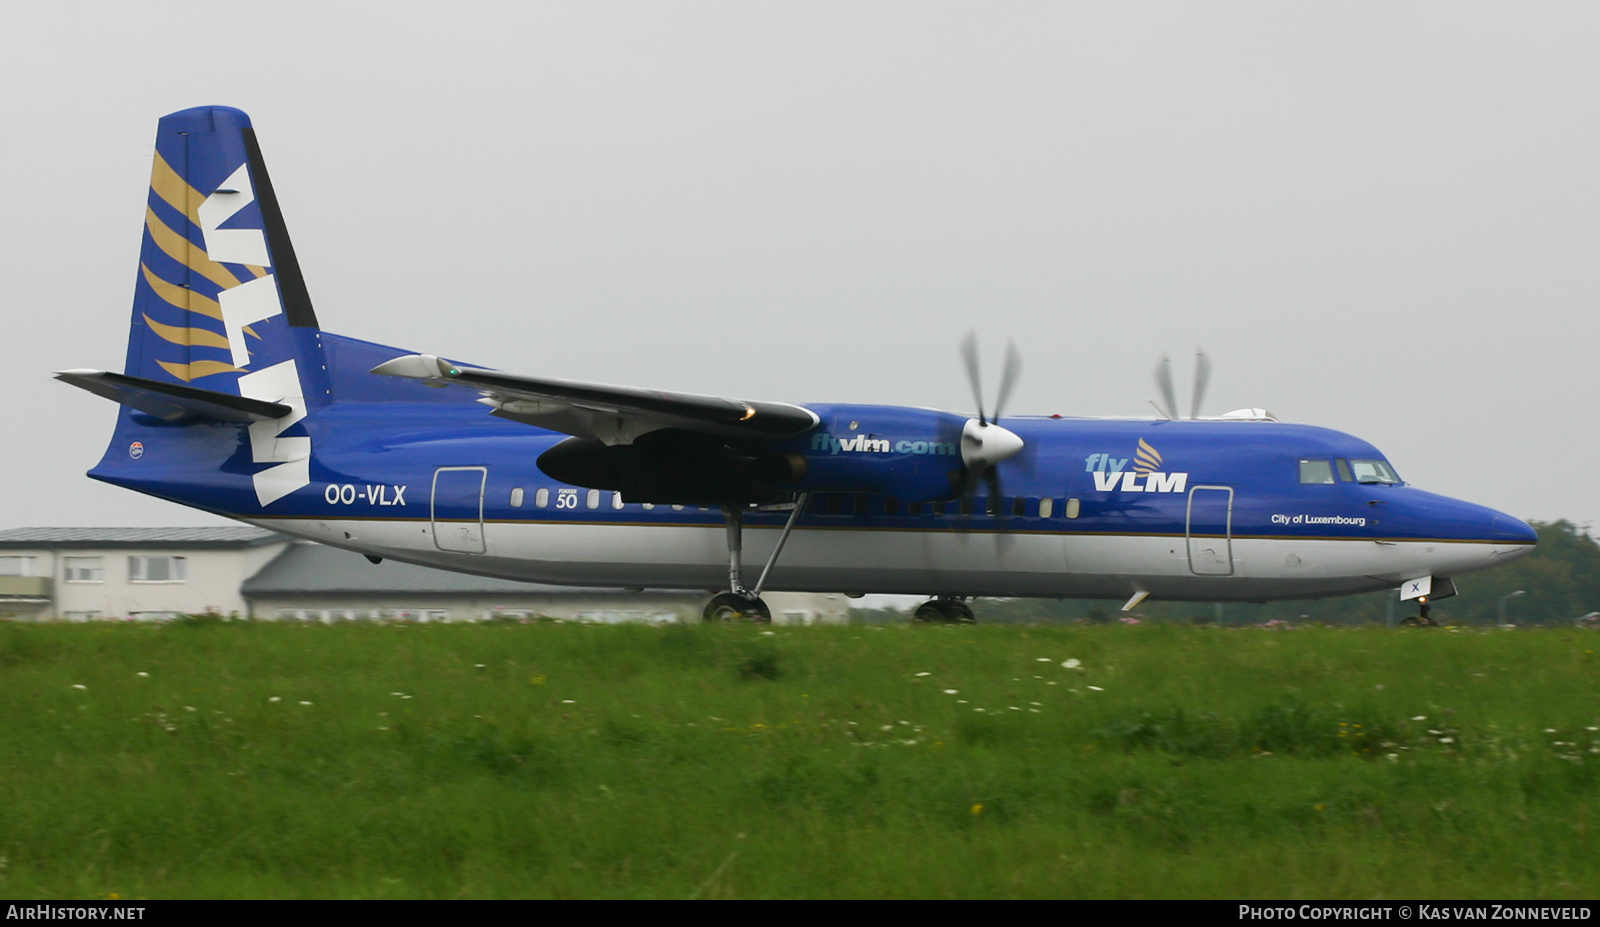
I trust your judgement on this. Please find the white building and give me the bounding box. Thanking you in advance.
[0,527,288,621]
[0,528,850,625]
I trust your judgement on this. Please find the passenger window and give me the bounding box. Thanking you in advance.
[932,501,946,517]
[1039,498,1054,518]
[1065,498,1081,519]
[959,498,974,517]
[885,498,900,516]
[643,502,654,510]
[510,487,524,508]
[612,492,624,510]
[1299,459,1335,484]
[908,502,922,516]
[854,495,868,516]
[586,489,600,509]
[1013,497,1028,518]
[535,488,550,508]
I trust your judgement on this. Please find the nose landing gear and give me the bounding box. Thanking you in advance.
[913,597,975,623]
[1400,600,1438,627]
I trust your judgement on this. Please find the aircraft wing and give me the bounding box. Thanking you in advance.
[370,353,819,446]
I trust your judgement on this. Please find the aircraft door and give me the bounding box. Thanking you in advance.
[1186,486,1234,576]
[431,467,487,554]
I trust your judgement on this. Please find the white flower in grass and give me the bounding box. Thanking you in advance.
[1063,659,1081,669]
[943,689,958,695]
[71,685,86,690]
[1087,685,1104,691]
[268,696,281,703]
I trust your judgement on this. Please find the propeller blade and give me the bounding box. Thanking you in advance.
[992,339,1022,423]
[984,467,1018,558]
[1153,354,1178,420]
[1189,347,1211,420]
[959,331,985,426]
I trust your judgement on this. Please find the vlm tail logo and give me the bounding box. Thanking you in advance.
[1085,438,1188,493]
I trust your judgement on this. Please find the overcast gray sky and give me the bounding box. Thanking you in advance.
[5,2,1597,535]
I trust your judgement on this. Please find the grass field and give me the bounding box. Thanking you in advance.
[1,617,1598,899]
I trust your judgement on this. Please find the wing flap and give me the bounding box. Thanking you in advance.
[371,354,818,444]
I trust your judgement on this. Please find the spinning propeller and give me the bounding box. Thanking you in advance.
[956,332,1025,514]
[1152,347,1212,420]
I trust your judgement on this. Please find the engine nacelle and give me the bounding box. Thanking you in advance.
[777,405,972,502]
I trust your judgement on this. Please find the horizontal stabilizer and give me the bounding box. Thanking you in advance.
[371,353,819,445]
[56,369,292,422]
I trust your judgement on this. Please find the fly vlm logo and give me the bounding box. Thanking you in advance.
[809,433,959,456]
[1084,438,1189,493]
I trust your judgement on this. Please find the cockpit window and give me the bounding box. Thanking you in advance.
[1349,459,1401,484]
[1298,459,1335,484]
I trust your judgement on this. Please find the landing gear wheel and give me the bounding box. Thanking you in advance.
[703,592,772,623]
[1400,602,1437,627]
[912,599,975,624]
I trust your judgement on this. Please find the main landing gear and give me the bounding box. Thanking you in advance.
[912,597,975,624]
[703,495,808,624]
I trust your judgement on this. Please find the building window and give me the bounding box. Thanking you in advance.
[0,556,34,577]
[63,611,101,622]
[64,557,104,583]
[129,555,186,583]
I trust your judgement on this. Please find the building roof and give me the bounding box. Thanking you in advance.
[242,542,699,597]
[0,526,289,550]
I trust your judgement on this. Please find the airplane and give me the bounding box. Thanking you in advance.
[57,106,1537,624]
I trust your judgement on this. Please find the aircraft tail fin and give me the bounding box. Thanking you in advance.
[124,105,327,398]
[85,106,333,510]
